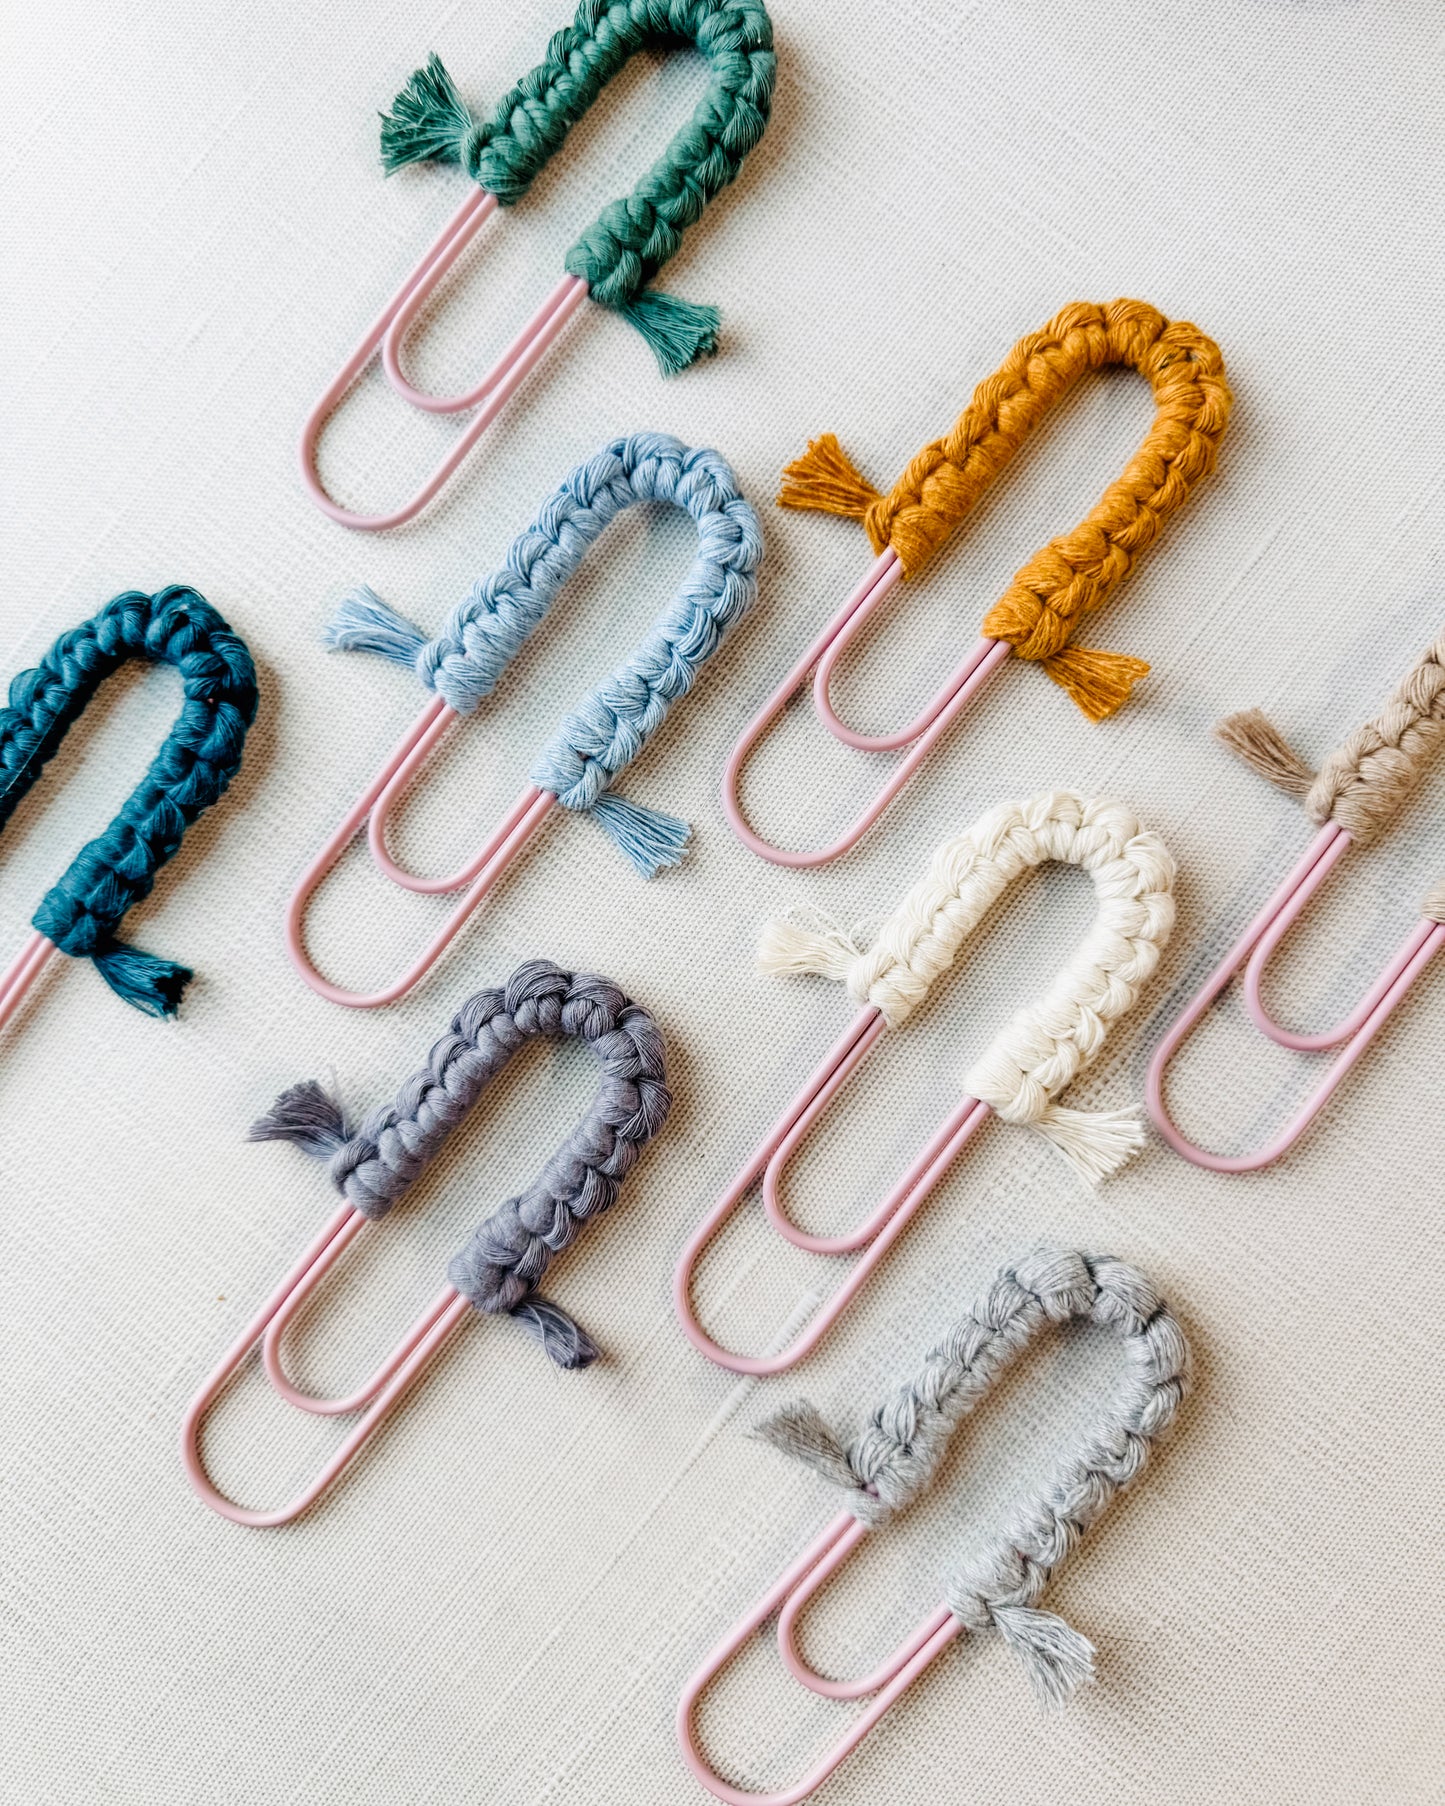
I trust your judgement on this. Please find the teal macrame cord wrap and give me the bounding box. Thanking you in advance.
[379,0,776,375]
[0,588,259,1016]
[326,432,761,878]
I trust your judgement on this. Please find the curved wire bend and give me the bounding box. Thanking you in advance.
[1147,825,1445,1171]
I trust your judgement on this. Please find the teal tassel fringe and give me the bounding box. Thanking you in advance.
[620,289,721,377]
[92,943,192,1018]
[585,792,692,878]
[380,54,474,172]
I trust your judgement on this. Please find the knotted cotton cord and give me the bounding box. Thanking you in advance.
[758,1248,1189,1707]
[0,587,258,1015]
[777,299,1231,720]
[249,959,671,1370]
[379,1,776,374]
[758,791,1175,1185]
[326,433,761,878]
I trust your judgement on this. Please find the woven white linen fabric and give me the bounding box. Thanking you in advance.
[2,1,1443,1801]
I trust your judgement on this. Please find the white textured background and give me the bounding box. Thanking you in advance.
[3,1,1443,1801]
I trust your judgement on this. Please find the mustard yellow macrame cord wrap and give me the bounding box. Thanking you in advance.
[778,299,1232,721]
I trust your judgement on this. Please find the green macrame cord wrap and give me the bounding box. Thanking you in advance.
[379,0,776,376]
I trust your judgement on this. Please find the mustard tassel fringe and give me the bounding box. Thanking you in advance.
[1040,646,1151,721]
[777,434,883,520]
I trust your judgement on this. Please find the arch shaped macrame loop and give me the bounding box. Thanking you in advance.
[759,791,1176,1182]
[379,1,776,372]
[0,587,258,1015]
[249,959,672,1368]
[326,432,761,876]
[758,1247,1189,1706]
[778,298,1232,718]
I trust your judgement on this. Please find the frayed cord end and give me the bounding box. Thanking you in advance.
[1214,707,1317,798]
[91,942,192,1018]
[1026,1103,1146,1188]
[777,434,883,523]
[508,1296,600,1370]
[987,1602,1097,1708]
[379,54,475,173]
[618,289,720,377]
[247,1079,352,1159]
[582,791,692,879]
[324,585,430,674]
[757,912,865,984]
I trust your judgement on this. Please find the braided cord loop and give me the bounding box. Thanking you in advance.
[1218,628,1445,851]
[327,433,761,876]
[758,1248,1189,1705]
[251,960,670,1369]
[0,587,258,1015]
[379,2,776,371]
[759,793,1175,1183]
[778,299,1232,719]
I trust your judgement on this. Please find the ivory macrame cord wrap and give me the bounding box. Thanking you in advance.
[0,587,258,1016]
[758,1248,1189,1707]
[249,959,671,1370]
[778,299,1232,720]
[760,792,1175,1183]
[1217,627,1445,920]
[328,433,762,876]
[380,0,776,375]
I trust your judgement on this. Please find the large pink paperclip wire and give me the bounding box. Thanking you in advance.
[1147,822,1445,1172]
[722,548,1013,866]
[284,695,559,1009]
[672,1006,994,1376]
[0,931,59,1035]
[298,187,589,532]
[676,1511,962,1806]
[180,1203,472,1529]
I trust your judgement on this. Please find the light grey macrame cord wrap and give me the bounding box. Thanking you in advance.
[757,1248,1189,1706]
[248,959,670,1370]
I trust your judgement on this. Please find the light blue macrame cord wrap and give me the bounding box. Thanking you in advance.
[326,433,761,877]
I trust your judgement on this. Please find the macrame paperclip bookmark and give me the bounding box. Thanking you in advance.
[724,299,1232,866]
[678,1249,1189,1805]
[288,435,761,1007]
[0,588,258,1032]
[1149,627,1445,1171]
[300,0,775,530]
[182,960,670,1527]
[674,793,1175,1372]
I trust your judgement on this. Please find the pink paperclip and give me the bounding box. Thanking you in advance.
[180,1203,472,1529]
[288,434,761,1008]
[298,183,589,532]
[678,1246,1188,1803]
[1147,823,1445,1173]
[677,792,1177,1370]
[0,930,58,1035]
[300,15,777,529]
[722,550,1013,867]
[676,1512,962,1806]
[673,1006,994,1375]
[184,958,670,1526]
[724,299,1233,865]
[285,696,558,1009]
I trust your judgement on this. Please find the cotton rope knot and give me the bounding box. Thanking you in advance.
[247,959,671,1371]
[1216,626,1445,844]
[378,1,776,375]
[755,1248,1189,1707]
[325,433,761,880]
[0,586,258,1016]
[777,299,1231,721]
[757,791,1176,1186]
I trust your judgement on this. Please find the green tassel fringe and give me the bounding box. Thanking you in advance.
[620,289,721,377]
[380,54,475,172]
